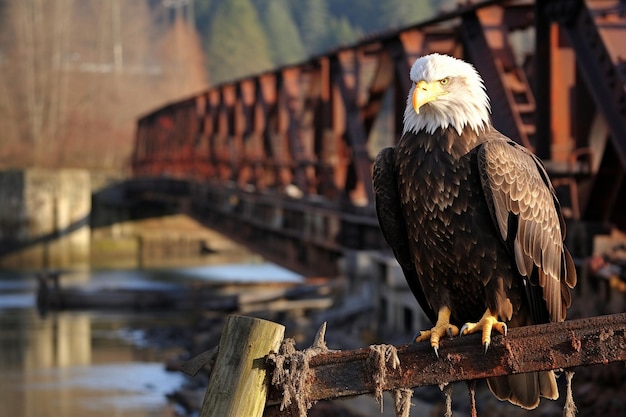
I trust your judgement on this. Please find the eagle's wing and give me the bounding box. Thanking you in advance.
[477,136,577,323]
[373,147,437,323]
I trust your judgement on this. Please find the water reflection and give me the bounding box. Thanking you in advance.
[0,273,188,417]
[0,263,302,417]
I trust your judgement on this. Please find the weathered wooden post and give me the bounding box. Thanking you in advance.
[200,315,285,417]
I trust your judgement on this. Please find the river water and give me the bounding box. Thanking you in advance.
[0,265,302,417]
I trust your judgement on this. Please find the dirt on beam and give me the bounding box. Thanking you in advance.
[264,313,626,416]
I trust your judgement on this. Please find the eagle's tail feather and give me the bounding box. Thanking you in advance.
[486,370,558,410]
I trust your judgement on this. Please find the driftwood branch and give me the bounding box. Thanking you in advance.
[264,313,626,416]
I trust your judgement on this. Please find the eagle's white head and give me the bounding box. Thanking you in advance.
[403,53,491,136]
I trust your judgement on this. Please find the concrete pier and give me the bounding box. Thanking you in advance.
[0,169,91,269]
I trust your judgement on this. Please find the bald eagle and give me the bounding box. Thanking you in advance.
[373,53,577,409]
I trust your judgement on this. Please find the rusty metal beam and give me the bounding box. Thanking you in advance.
[256,73,278,189]
[534,1,552,160]
[461,8,534,149]
[539,0,626,227]
[281,67,306,192]
[334,50,373,204]
[234,80,254,187]
[264,313,626,415]
[361,49,392,137]
[313,57,339,199]
[545,0,626,167]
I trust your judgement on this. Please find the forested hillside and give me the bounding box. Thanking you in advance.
[195,0,452,85]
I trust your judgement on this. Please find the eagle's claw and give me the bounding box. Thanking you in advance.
[414,307,459,357]
[460,310,507,353]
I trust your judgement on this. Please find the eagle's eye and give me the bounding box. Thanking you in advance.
[439,77,450,85]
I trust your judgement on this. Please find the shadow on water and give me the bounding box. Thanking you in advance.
[0,214,90,257]
[0,179,181,258]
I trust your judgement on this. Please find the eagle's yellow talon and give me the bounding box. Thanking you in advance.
[460,309,507,352]
[447,326,455,338]
[414,307,459,356]
[414,330,431,343]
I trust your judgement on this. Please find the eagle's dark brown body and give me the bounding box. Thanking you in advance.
[375,52,576,410]
[393,126,523,326]
[374,124,576,409]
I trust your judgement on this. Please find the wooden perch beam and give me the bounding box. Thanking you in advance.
[265,313,626,413]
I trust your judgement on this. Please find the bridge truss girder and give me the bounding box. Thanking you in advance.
[132,0,626,274]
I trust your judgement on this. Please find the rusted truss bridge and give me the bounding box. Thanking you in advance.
[131,0,626,275]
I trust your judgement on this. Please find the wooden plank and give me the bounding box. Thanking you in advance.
[264,313,626,415]
[200,315,285,417]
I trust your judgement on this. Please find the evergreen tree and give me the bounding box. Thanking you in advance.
[205,0,273,85]
[378,0,434,30]
[327,16,361,47]
[327,0,378,34]
[432,0,460,13]
[260,0,306,66]
[194,0,218,35]
[299,0,331,55]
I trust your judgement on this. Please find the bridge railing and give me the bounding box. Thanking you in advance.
[188,180,384,276]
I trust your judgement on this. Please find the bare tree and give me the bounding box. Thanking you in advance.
[0,0,208,170]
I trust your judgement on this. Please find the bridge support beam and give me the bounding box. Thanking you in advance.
[0,169,91,269]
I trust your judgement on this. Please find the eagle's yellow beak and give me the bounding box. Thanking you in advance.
[412,80,446,114]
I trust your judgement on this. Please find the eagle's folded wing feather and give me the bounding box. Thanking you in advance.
[478,138,576,323]
[373,147,436,324]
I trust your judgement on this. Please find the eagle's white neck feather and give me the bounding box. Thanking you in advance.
[402,53,491,136]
